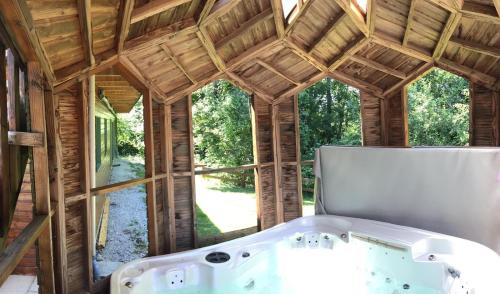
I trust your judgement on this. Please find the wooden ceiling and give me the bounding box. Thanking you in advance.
[5,0,500,108]
[95,67,141,113]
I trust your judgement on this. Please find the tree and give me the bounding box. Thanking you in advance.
[407,68,469,146]
[116,97,145,156]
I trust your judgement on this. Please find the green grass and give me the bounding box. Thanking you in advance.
[303,191,314,205]
[196,205,221,238]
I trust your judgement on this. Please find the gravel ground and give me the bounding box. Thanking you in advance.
[95,158,148,278]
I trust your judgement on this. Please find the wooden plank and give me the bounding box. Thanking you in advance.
[403,0,418,47]
[271,0,285,38]
[0,44,10,244]
[330,70,384,96]
[196,29,226,71]
[43,88,68,294]
[436,58,497,89]
[197,0,216,24]
[123,18,197,54]
[372,34,433,62]
[494,0,500,17]
[449,36,500,58]
[329,35,369,70]
[274,71,326,103]
[117,56,167,101]
[116,0,135,53]
[90,177,153,196]
[160,44,197,84]
[293,94,303,217]
[131,0,191,24]
[164,104,176,252]
[214,8,274,49]
[272,104,283,224]
[96,198,110,250]
[187,95,197,248]
[226,36,281,70]
[308,13,348,53]
[461,5,500,24]
[333,0,369,36]
[0,215,49,286]
[433,12,461,59]
[7,131,44,147]
[255,59,299,85]
[285,38,329,72]
[225,71,274,103]
[383,62,433,96]
[206,0,242,21]
[350,55,407,79]
[368,0,377,35]
[77,0,95,65]
[143,89,159,256]
[195,164,258,175]
[28,62,55,294]
[285,0,315,35]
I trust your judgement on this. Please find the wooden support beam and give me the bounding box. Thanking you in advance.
[308,13,348,53]
[426,0,463,12]
[350,55,407,79]
[226,37,281,70]
[166,70,222,104]
[196,29,226,72]
[161,104,176,252]
[28,62,56,294]
[77,0,95,65]
[285,0,315,35]
[7,131,44,146]
[433,12,461,60]
[383,62,434,96]
[0,215,50,286]
[436,58,497,89]
[117,56,168,101]
[271,0,285,38]
[116,0,135,53]
[195,164,258,175]
[285,38,329,72]
[329,35,369,70]
[123,18,197,54]
[334,0,369,36]
[131,0,191,24]
[271,104,283,224]
[372,34,433,62]
[224,71,274,103]
[143,89,158,256]
[403,0,418,47]
[206,0,242,21]
[494,0,500,17]
[160,44,197,84]
[215,8,274,49]
[197,0,216,25]
[274,71,327,104]
[0,44,10,244]
[255,59,299,85]
[368,0,377,35]
[461,9,500,25]
[449,36,500,58]
[330,70,384,96]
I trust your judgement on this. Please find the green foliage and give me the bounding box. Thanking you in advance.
[192,80,254,187]
[117,97,145,156]
[299,78,362,161]
[408,68,469,146]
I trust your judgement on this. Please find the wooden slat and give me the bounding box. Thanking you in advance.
[90,177,153,196]
[77,0,95,65]
[285,0,315,35]
[372,34,433,62]
[433,12,461,59]
[383,62,434,96]
[214,8,274,49]
[28,62,55,294]
[271,0,285,38]
[116,0,135,53]
[330,70,384,96]
[272,104,283,223]
[0,215,49,286]
[0,44,10,245]
[308,13,348,53]
[160,44,196,84]
[196,29,226,71]
[163,104,176,252]
[449,36,500,58]
[461,9,500,24]
[403,0,418,47]
[255,59,299,85]
[225,71,274,102]
[197,0,216,24]
[274,71,326,103]
[206,0,241,21]
[329,35,368,70]
[285,38,329,72]
[7,131,44,147]
[333,0,368,36]
[131,0,191,24]
[350,55,407,79]
[195,164,258,175]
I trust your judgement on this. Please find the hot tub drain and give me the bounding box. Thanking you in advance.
[205,252,230,263]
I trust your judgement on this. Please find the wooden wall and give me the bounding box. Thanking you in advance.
[470,83,500,147]
[385,90,408,147]
[360,91,385,146]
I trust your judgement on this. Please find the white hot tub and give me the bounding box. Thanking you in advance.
[111,215,500,294]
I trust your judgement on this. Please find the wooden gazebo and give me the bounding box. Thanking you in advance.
[0,0,498,293]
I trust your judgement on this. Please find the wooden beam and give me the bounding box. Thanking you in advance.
[123,18,197,54]
[77,0,95,65]
[308,13,348,53]
[165,70,222,104]
[494,0,500,17]
[196,29,226,71]
[271,104,284,223]
[334,0,369,36]
[433,12,461,59]
[271,0,285,38]
[117,56,168,101]
[329,35,369,70]
[0,43,10,246]
[285,38,330,72]
[160,44,197,84]
[215,8,274,49]
[436,58,497,89]
[226,36,281,70]
[131,0,191,23]
[403,0,418,47]
[372,34,433,62]
[197,0,216,25]
[0,215,50,286]
[383,62,433,96]
[273,71,327,104]
[449,36,500,58]
[330,70,384,96]
[28,62,55,294]
[350,55,407,79]
[368,0,377,35]
[116,0,135,53]
[426,0,463,12]
[461,3,500,24]
[224,71,274,103]
[162,104,176,252]
[206,0,241,21]
[285,0,315,35]
[255,59,299,85]
[7,131,44,146]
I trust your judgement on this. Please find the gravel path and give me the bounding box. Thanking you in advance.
[95,158,148,278]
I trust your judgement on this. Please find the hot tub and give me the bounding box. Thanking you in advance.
[111,215,500,294]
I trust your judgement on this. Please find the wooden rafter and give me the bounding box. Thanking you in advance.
[368,0,377,35]
[308,12,348,52]
[197,0,216,25]
[131,0,191,24]
[285,0,315,35]
[426,0,462,12]
[329,35,369,70]
[285,38,329,72]
[226,36,281,70]
[255,59,300,85]
[77,0,94,65]
[350,55,407,79]
[333,0,369,36]
[271,0,285,38]
[116,0,135,54]
[383,62,433,96]
[461,2,500,24]
[494,0,500,16]
[166,70,222,104]
[436,58,497,89]
[449,36,500,58]
[206,0,242,22]
[225,71,274,103]
[160,44,197,84]
[117,56,168,101]
[372,34,433,62]
[214,8,274,49]
[273,71,326,104]
[196,28,226,71]
[403,0,418,47]
[330,70,384,96]
[433,11,461,59]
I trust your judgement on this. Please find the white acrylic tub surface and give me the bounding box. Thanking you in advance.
[111,215,500,294]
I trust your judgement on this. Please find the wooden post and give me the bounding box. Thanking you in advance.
[0,42,11,245]
[44,87,68,293]
[250,95,263,230]
[28,62,55,294]
[144,89,159,256]
[188,95,197,248]
[272,104,284,224]
[162,104,176,252]
[293,94,303,217]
